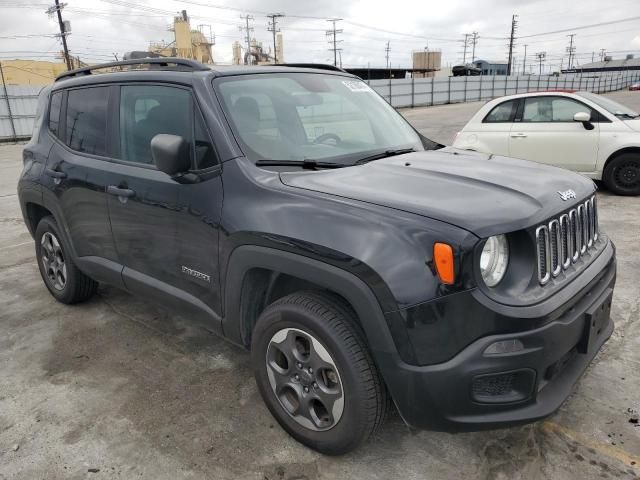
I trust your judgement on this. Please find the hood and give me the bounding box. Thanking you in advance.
[279,148,596,238]
[623,119,640,132]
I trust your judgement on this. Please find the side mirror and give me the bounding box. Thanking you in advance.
[573,112,594,130]
[151,134,191,176]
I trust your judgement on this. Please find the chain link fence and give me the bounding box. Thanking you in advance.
[369,70,640,109]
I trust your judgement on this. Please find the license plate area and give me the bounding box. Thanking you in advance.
[578,288,613,354]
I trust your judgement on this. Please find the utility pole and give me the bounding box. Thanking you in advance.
[566,34,576,70]
[522,44,527,74]
[536,51,546,75]
[385,41,391,69]
[471,31,479,63]
[461,33,471,64]
[0,62,17,141]
[326,19,343,67]
[239,15,254,64]
[47,0,72,70]
[266,13,284,64]
[506,14,518,76]
[599,48,606,62]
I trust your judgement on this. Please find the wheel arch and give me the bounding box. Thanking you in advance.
[222,245,400,360]
[605,146,640,168]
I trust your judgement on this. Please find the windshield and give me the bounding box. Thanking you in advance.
[576,91,639,118]
[215,73,430,164]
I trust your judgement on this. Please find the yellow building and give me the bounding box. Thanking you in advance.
[1,60,68,85]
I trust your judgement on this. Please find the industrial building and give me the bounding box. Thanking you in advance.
[232,35,284,65]
[566,55,640,73]
[148,10,214,64]
[411,50,442,78]
[0,60,67,85]
[472,59,508,75]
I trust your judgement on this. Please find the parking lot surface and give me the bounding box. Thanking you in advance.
[1,92,639,480]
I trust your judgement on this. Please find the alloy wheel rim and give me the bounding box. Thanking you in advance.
[40,232,67,291]
[615,160,640,188]
[265,328,344,431]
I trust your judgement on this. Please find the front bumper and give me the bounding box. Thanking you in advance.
[380,241,616,432]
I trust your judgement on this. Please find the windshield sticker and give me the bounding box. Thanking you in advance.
[342,80,372,93]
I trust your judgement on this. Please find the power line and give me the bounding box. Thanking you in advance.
[520,16,640,38]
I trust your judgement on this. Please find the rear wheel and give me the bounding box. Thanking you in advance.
[35,216,98,304]
[603,153,640,195]
[251,291,388,455]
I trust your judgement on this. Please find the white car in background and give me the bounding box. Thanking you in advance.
[453,91,640,195]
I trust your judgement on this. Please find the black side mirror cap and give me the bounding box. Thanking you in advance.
[151,134,191,176]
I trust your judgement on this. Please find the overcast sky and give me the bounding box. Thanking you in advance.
[2,0,640,73]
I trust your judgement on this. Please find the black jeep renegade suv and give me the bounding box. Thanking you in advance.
[18,58,616,455]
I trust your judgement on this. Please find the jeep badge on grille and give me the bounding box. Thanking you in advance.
[557,189,576,201]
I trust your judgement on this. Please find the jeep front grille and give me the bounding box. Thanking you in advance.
[535,196,598,285]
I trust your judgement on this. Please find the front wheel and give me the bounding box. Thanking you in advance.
[602,153,640,195]
[251,291,388,455]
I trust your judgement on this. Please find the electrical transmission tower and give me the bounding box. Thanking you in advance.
[536,51,546,75]
[506,14,518,76]
[326,19,343,67]
[239,15,254,64]
[566,34,576,70]
[46,0,72,70]
[267,13,284,64]
[385,41,391,69]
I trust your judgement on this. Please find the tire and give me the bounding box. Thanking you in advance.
[602,153,640,195]
[34,216,98,304]
[251,291,389,455]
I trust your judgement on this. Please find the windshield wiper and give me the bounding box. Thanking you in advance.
[354,148,415,165]
[255,159,345,169]
[615,112,640,119]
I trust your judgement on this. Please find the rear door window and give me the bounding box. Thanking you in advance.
[65,87,109,156]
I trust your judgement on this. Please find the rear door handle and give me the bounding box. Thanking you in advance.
[107,185,135,198]
[45,168,67,179]
[510,133,528,138]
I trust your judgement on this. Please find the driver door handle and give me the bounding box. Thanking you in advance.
[45,168,67,179]
[510,132,528,138]
[107,185,135,198]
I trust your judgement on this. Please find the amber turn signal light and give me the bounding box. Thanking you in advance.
[433,242,455,285]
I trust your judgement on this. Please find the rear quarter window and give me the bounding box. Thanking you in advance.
[483,100,517,123]
[48,91,63,139]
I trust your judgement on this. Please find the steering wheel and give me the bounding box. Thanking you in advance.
[313,133,342,146]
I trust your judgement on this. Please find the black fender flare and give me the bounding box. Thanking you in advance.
[222,245,401,362]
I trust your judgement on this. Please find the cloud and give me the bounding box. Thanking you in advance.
[1,0,639,70]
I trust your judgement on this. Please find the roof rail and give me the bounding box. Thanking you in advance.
[55,57,209,82]
[273,63,348,73]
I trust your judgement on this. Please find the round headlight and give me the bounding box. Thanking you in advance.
[480,234,509,287]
